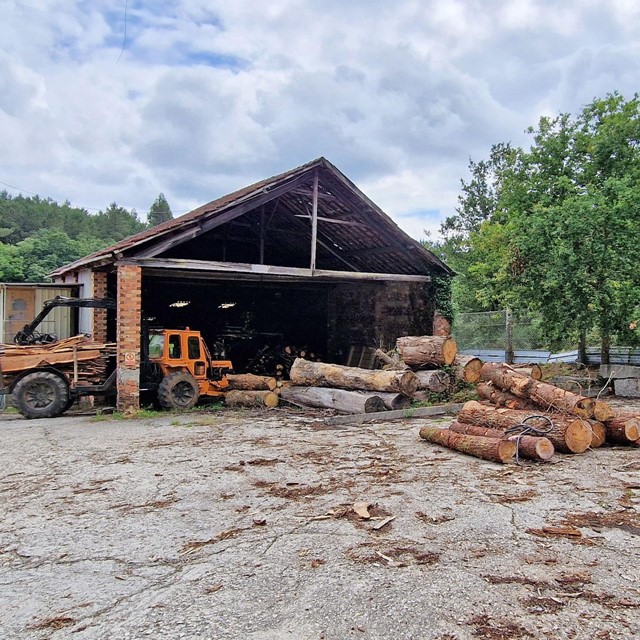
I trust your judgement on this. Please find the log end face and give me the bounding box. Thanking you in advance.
[564,419,593,454]
[625,418,640,442]
[535,437,555,461]
[497,439,517,463]
[593,401,614,423]
[590,422,607,448]
[443,338,458,365]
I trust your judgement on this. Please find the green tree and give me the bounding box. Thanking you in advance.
[445,93,640,359]
[148,193,173,226]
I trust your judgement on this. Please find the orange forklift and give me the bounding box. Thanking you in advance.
[143,328,233,410]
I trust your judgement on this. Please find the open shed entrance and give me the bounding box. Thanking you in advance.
[141,276,329,373]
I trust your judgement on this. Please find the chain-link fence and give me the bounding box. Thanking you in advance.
[452,310,548,352]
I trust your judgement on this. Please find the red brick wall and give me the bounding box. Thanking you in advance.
[116,265,142,411]
[92,271,108,343]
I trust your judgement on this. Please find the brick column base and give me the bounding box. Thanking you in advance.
[116,265,142,411]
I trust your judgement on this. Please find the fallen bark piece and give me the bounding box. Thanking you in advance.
[353,502,372,519]
[458,401,593,454]
[372,515,396,530]
[280,386,386,414]
[453,355,483,383]
[476,382,536,410]
[225,390,279,408]
[419,426,516,463]
[396,335,457,367]
[414,370,451,393]
[603,414,640,444]
[480,363,595,419]
[449,420,554,461]
[225,373,278,391]
[527,526,582,538]
[289,358,418,395]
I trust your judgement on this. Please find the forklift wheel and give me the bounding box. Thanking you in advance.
[158,372,200,410]
[12,371,69,419]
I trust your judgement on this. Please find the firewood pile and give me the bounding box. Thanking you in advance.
[419,362,640,464]
[0,335,116,386]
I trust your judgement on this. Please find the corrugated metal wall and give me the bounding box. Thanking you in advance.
[34,288,74,340]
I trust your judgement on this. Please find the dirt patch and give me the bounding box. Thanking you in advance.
[520,596,566,614]
[179,528,247,555]
[562,510,640,535]
[31,616,76,630]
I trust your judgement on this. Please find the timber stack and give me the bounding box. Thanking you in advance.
[0,335,116,386]
[419,361,638,465]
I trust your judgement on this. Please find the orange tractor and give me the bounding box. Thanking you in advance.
[144,328,233,410]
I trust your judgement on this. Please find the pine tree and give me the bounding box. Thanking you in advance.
[148,193,173,226]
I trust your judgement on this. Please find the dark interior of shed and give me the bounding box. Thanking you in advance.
[140,276,329,373]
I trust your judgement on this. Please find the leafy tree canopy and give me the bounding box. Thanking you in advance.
[440,92,640,358]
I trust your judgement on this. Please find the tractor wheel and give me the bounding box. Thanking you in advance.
[12,372,69,419]
[157,372,200,410]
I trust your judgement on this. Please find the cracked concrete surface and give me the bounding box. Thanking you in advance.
[0,405,639,639]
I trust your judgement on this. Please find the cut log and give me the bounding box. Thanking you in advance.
[603,414,640,444]
[375,392,412,410]
[453,355,483,383]
[593,400,614,423]
[396,335,457,367]
[476,382,536,410]
[225,390,279,408]
[589,420,607,448]
[458,401,593,454]
[449,420,554,461]
[419,426,516,464]
[480,363,595,419]
[373,349,405,369]
[414,370,451,393]
[279,386,386,414]
[510,364,542,381]
[225,374,277,391]
[289,358,418,396]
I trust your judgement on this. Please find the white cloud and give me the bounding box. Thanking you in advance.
[0,0,639,240]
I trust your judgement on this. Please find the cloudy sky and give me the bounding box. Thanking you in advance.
[1,1,639,240]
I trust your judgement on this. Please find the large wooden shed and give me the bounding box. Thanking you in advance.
[51,157,452,409]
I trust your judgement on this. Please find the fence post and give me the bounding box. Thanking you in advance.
[505,308,514,364]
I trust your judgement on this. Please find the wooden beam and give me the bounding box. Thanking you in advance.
[310,169,318,271]
[135,173,313,259]
[294,215,367,227]
[324,403,464,426]
[120,257,431,283]
[259,206,265,265]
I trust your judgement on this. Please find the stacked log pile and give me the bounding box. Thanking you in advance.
[0,335,116,386]
[419,362,637,465]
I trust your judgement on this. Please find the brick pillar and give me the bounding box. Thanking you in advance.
[92,270,108,343]
[116,265,142,411]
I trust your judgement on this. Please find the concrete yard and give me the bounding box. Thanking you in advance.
[0,405,639,640]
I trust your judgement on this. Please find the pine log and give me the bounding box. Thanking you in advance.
[453,355,483,383]
[458,401,592,454]
[480,363,595,419]
[449,420,554,461]
[375,392,412,410]
[225,390,279,408]
[603,414,640,444]
[414,370,451,393]
[589,420,607,448]
[374,349,405,369]
[289,358,418,395]
[593,400,614,423]
[279,386,386,413]
[396,335,457,367]
[419,426,516,463]
[510,364,543,381]
[476,382,536,410]
[225,374,277,391]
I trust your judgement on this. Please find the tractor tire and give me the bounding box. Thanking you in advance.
[12,372,70,419]
[157,372,200,410]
